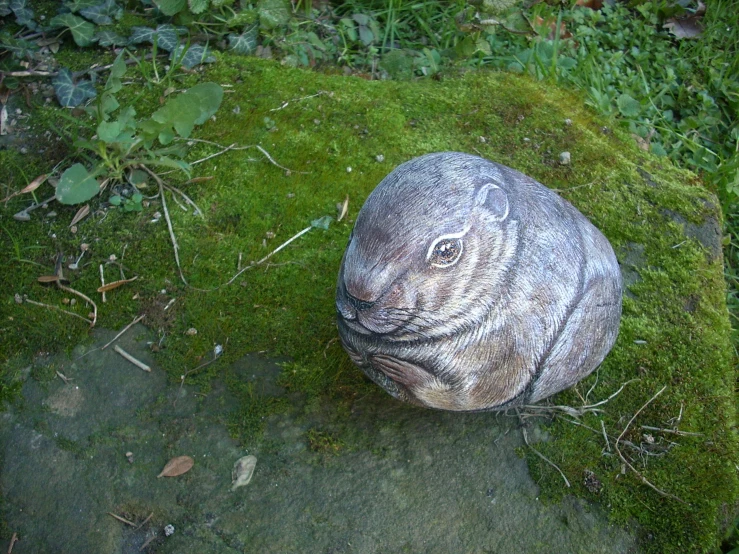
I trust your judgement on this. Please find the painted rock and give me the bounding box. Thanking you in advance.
[336,152,622,411]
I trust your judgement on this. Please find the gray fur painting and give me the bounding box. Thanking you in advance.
[335,152,622,411]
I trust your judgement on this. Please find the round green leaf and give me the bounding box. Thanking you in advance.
[56,163,100,205]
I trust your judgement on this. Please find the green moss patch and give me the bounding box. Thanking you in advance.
[1,57,736,551]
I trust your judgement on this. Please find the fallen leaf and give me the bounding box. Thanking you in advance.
[157,455,194,478]
[664,15,703,39]
[632,133,650,151]
[183,176,214,185]
[337,195,349,222]
[575,0,603,9]
[70,204,90,227]
[97,276,138,292]
[231,455,257,491]
[38,275,60,283]
[1,174,48,202]
[534,16,572,40]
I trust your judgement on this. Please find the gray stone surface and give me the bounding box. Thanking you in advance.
[1,326,638,553]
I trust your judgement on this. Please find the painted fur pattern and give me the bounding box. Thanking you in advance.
[336,152,622,411]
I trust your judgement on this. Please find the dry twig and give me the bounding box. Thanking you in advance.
[7,532,18,554]
[114,345,151,372]
[614,386,687,504]
[134,512,154,531]
[23,297,92,325]
[101,315,145,350]
[107,512,136,526]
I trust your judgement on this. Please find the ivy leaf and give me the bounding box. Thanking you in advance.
[153,24,180,52]
[95,29,127,47]
[228,26,258,54]
[56,163,101,205]
[65,0,100,12]
[80,0,122,25]
[0,0,11,16]
[172,44,216,69]
[153,0,187,16]
[617,93,641,118]
[0,31,38,59]
[49,13,97,47]
[10,0,35,29]
[129,26,156,45]
[53,68,97,107]
[188,0,209,15]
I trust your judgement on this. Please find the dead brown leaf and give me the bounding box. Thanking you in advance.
[37,275,60,283]
[70,204,90,227]
[183,176,214,185]
[1,174,48,202]
[97,276,138,293]
[157,455,194,478]
[664,15,703,39]
[575,0,603,9]
[534,16,572,40]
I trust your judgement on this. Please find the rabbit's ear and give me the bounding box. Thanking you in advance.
[475,183,509,222]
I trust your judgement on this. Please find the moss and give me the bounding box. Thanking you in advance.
[1,56,735,551]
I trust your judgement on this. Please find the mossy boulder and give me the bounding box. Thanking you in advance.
[0,57,736,552]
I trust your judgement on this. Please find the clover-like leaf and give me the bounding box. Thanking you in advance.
[228,26,258,55]
[153,0,186,16]
[49,13,97,47]
[172,43,216,69]
[188,0,209,14]
[53,68,97,107]
[258,0,290,30]
[56,163,101,205]
[617,93,642,118]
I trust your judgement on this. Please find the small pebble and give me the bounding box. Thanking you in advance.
[375,154,385,163]
[564,118,572,126]
[185,328,197,336]
[559,152,571,165]
[346,167,352,173]
[478,136,486,143]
